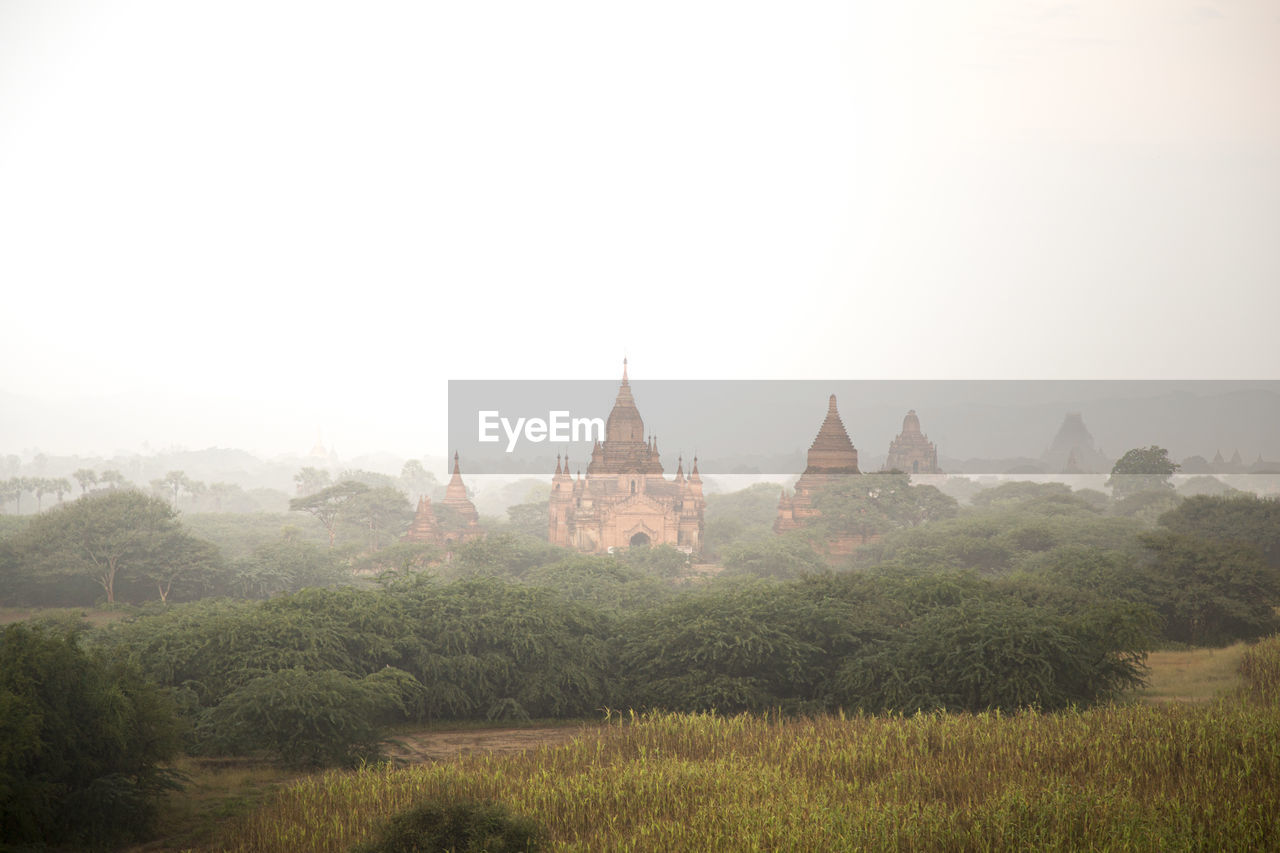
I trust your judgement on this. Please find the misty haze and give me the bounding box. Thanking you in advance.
[3,1,1279,850]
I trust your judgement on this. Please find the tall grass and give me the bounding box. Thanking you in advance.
[216,702,1280,852]
[1240,634,1280,705]
[1133,642,1248,703]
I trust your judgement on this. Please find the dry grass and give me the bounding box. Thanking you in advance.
[123,758,299,852]
[211,702,1280,852]
[1130,643,1249,704]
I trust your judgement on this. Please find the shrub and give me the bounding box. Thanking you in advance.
[0,620,182,847]
[350,800,541,853]
[194,667,410,767]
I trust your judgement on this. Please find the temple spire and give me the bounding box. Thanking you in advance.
[804,396,860,474]
[622,357,629,385]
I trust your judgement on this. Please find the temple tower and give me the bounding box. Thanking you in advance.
[549,361,704,554]
[882,409,941,475]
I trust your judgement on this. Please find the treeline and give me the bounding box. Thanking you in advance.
[82,562,1150,771]
[726,485,1280,647]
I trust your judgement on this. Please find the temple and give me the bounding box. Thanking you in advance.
[775,395,861,539]
[882,409,941,474]
[403,453,484,546]
[1041,413,1109,474]
[548,361,705,553]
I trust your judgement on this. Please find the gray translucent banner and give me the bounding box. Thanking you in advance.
[447,378,1280,483]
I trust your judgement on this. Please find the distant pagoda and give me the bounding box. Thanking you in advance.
[1041,413,1109,474]
[882,409,941,474]
[775,395,864,552]
[404,453,484,546]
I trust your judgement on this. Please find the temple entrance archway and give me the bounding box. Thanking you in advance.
[629,532,651,547]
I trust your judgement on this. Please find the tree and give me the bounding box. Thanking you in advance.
[99,469,129,490]
[11,490,217,604]
[1107,446,1179,499]
[1138,530,1280,645]
[72,468,98,494]
[49,477,71,505]
[834,598,1149,712]
[399,459,437,499]
[155,470,194,508]
[0,621,182,846]
[505,500,550,540]
[341,486,415,550]
[294,466,332,496]
[0,479,18,515]
[811,473,959,540]
[230,539,348,598]
[30,478,53,513]
[289,480,370,547]
[721,535,828,580]
[194,667,408,767]
[1157,493,1280,570]
[203,481,242,512]
[142,535,222,603]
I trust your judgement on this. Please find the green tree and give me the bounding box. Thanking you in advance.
[702,482,785,558]
[231,539,349,598]
[49,477,71,505]
[293,466,332,497]
[290,480,370,547]
[505,500,550,540]
[99,469,129,490]
[721,534,828,580]
[1137,531,1280,645]
[811,473,959,541]
[1107,446,1180,499]
[31,478,53,513]
[11,490,216,604]
[0,479,19,515]
[0,621,182,846]
[142,535,222,603]
[399,459,437,499]
[154,470,194,508]
[1157,493,1280,569]
[341,485,415,551]
[194,667,412,767]
[73,467,99,494]
[835,598,1148,712]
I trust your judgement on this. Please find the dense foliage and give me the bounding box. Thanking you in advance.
[0,621,182,848]
[2,490,222,605]
[4,477,1276,790]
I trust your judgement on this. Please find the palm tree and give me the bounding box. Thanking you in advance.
[73,468,98,494]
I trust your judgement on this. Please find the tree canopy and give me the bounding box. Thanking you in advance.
[7,490,219,604]
[1107,446,1180,498]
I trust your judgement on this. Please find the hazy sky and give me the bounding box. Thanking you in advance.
[2,1,1277,459]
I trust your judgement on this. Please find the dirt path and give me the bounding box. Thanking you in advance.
[383,725,592,764]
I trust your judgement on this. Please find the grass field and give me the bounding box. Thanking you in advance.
[1130,642,1250,703]
[211,702,1280,852]
[71,623,1280,851]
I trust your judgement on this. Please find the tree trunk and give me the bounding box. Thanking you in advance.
[101,559,118,604]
